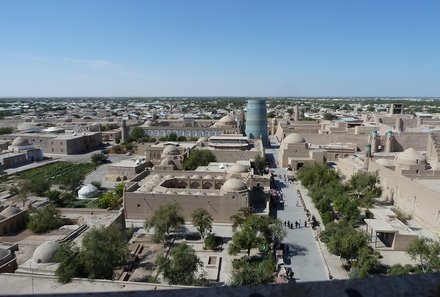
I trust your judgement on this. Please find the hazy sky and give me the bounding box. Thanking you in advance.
[1,0,439,97]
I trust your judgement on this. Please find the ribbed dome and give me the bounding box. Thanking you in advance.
[78,184,99,199]
[375,158,394,167]
[203,175,213,180]
[161,145,180,157]
[395,148,426,166]
[0,206,22,218]
[32,241,61,264]
[282,133,306,145]
[219,115,235,123]
[228,163,248,174]
[221,178,248,192]
[11,137,30,147]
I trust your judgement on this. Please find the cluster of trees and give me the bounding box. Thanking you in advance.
[97,183,124,209]
[183,149,216,170]
[298,164,381,225]
[100,123,119,131]
[0,127,13,135]
[145,203,215,285]
[252,155,267,175]
[27,205,65,234]
[298,163,382,278]
[228,207,286,285]
[55,226,129,283]
[90,153,109,166]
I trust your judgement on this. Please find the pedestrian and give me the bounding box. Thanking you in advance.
[287,220,290,226]
[284,221,287,226]
[294,221,298,228]
[298,219,301,228]
[304,220,307,228]
[290,222,293,229]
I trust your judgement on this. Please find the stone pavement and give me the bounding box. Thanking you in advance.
[271,167,329,282]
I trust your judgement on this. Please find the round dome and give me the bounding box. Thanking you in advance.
[12,137,30,147]
[161,145,180,157]
[215,175,225,180]
[282,133,306,145]
[197,137,208,143]
[165,174,174,179]
[395,148,426,166]
[221,178,248,192]
[160,158,174,166]
[219,115,235,124]
[0,206,22,218]
[375,158,394,167]
[191,175,201,179]
[144,120,153,126]
[32,241,61,264]
[203,175,213,180]
[78,184,99,199]
[228,163,249,174]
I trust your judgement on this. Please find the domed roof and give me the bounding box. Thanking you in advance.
[144,120,153,126]
[160,158,174,166]
[0,206,22,218]
[395,148,426,166]
[203,175,213,180]
[197,137,208,143]
[165,174,174,179]
[219,115,235,123]
[11,137,30,147]
[161,145,180,157]
[78,184,99,199]
[191,174,201,179]
[32,241,60,264]
[215,175,225,180]
[221,178,248,192]
[282,133,306,145]
[228,163,248,174]
[375,158,394,167]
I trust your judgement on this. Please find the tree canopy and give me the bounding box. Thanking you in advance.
[145,203,185,243]
[230,256,275,286]
[183,149,216,170]
[27,205,65,234]
[191,208,212,238]
[129,126,146,142]
[156,242,204,285]
[55,226,129,283]
[406,237,440,273]
[91,153,108,165]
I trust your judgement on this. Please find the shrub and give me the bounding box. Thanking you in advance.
[28,205,65,233]
[204,233,222,251]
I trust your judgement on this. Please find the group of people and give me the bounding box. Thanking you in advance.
[284,219,306,229]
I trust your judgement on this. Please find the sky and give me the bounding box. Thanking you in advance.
[0,0,439,97]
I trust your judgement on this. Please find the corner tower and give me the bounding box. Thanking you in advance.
[245,99,268,147]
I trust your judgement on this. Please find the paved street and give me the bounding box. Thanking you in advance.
[266,146,329,282]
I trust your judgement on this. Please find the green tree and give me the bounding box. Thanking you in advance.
[91,153,108,165]
[389,264,414,276]
[156,242,204,285]
[323,113,338,120]
[129,126,145,142]
[0,127,13,134]
[168,132,177,141]
[114,182,125,198]
[55,226,129,283]
[183,149,216,170]
[98,191,120,209]
[252,155,266,175]
[145,203,185,243]
[230,207,253,231]
[230,256,275,286]
[347,172,382,207]
[191,208,212,238]
[406,237,440,273]
[55,242,84,283]
[229,215,286,256]
[176,136,187,141]
[27,205,65,234]
[204,233,222,251]
[112,144,123,154]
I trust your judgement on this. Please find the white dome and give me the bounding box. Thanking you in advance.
[282,133,306,145]
[191,175,201,179]
[221,178,248,192]
[214,115,236,127]
[11,137,30,147]
[215,175,225,180]
[0,206,22,218]
[78,184,99,199]
[395,148,426,166]
[32,241,60,264]
[161,145,180,158]
[197,137,208,143]
[228,163,249,174]
[375,158,394,167]
[144,120,153,126]
[203,175,213,180]
[160,158,174,166]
